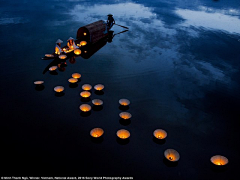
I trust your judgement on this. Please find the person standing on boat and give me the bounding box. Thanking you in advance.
[107,14,115,29]
[55,39,63,55]
[67,37,78,50]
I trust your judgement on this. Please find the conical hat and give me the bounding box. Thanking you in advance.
[108,14,113,16]
[56,39,63,43]
[67,37,74,41]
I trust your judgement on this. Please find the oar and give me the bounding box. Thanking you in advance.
[114,30,128,36]
[114,24,129,29]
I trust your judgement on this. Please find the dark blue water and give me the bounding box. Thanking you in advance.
[1,0,240,179]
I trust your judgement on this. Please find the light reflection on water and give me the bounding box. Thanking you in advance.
[175,7,240,34]
[1,0,240,179]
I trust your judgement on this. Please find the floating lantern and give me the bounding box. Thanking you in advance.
[80,41,87,46]
[153,129,167,140]
[79,104,91,112]
[49,66,57,71]
[82,84,92,91]
[84,51,87,53]
[80,91,91,98]
[45,54,54,58]
[34,81,44,85]
[59,55,67,60]
[74,49,81,55]
[68,78,78,83]
[164,149,180,162]
[210,155,228,166]
[119,112,132,120]
[117,129,130,139]
[54,86,64,93]
[94,84,104,91]
[119,99,130,106]
[92,99,103,106]
[90,128,104,138]
[72,73,81,79]
[83,32,87,36]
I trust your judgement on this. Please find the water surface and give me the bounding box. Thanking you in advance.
[1,0,240,179]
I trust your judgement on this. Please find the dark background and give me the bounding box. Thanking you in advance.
[1,0,240,179]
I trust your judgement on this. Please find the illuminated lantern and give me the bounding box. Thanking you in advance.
[153,129,167,140]
[80,41,87,46]
[210,155,228,166]
[117,129,130,139]
[49,66,57,71]
[83,32,87,36]
[84,51,87,53]
[54,86,64,93]
[164,149,180,162]
[72,73,81,79]
[80,91,91,98]
[68,78,78,83]
[74,49,81,55]
[45,54,54,58]
[59,55,67,60]
[119,99,130,106]
[119,112,132,120]
[94,84,104,91]
[82,84,92,91]
[92,99,103,106]
[90,128,104,138]
[79,104,91,112]
[34,81,44,85]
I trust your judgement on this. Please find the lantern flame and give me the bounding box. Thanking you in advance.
[153,129,167,140]
[80,41,87,46]
[49,66,57,71]
[74,49,81,55]
[94,84,104,91]
[54,86,64,93]
[72,73,81,79]
[80,91,91,98]
[82,84,92,91]
[34,81,44,85]
[117,129,130,139]
[119,99,130,106]
[164,149,180,162]
[92,99,103,106]
[210,155,228,166]
[59,55,67,59]
[68,78,78,83]
[79,104,91,112]
[90,128,104,138]
[119,112,132,120]
[45,54,54,58]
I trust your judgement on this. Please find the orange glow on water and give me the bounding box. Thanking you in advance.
[72,73,81,79]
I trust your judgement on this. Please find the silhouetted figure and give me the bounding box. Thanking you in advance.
[67,37,78,50]
[55,39,63,55]
[107,14,115,29]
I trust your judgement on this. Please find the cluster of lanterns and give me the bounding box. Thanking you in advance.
[37,42,229,168]
[34,77,229,166]
[79,81,104,113]
[88,98,131,140]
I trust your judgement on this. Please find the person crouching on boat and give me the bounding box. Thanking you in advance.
[107,14,115,29]
[55,39,63,55]
[67,37,78,50]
